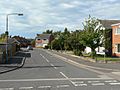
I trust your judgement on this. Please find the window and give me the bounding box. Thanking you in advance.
[116,44,120,53]
[116,28,120,34]
[37,39,41,40]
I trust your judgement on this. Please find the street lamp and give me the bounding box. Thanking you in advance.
[5,13,23,63]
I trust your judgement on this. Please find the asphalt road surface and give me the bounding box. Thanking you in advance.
[0,48,120,90]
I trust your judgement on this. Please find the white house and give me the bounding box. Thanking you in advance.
[35,34,53,48]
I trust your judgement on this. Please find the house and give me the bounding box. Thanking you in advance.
[99,20,120,56]
[35,34,54,48]
[12,36,31,47]
[111,23,120,57]
[0,37,20,63]
[85,20,120,56]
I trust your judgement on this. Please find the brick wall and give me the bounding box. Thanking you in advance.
[112,24,120,56]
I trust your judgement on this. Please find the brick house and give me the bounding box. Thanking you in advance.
[13,36,30,47]
[85,20,120,56]
[100,20,120,56]
[35,34,54,48]
[111,23,120,57]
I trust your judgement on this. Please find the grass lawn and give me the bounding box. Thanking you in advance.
[96,56,120,61]
[82,53,120,61]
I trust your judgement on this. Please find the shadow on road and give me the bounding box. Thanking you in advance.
[22,65,64,69]
[15,51,31,58]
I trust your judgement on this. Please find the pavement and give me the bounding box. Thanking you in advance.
[0,51,26,74]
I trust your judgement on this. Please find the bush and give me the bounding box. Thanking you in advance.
[73,49,82,56]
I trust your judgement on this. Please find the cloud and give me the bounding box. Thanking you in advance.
[60,3,76,9]
[59,1,82,9]
[0,0,120,38]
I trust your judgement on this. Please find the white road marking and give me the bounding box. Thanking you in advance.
[50,63,58,69]
[73,81,84,84]
[105,80,117,83]
[46,59,50,63]
[109,83,120,85]
[40,54,46,59]
[59,72,76,86]
[19,87,33,89]
[88,81,100,83]
[60,72,68,79]
[38,86,51,88]
[75,84,87,87]
[0,78,114,82]
[40,53,57,69]
[92,83,105,86]
[56,85,70,88]
[54,67,58,69]
[0,88,14,90]
[50,64,54,67]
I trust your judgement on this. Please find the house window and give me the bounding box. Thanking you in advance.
[116,44,120,53]
[43,39,46,40]
[116,28,120,34]
[37,39,41,40]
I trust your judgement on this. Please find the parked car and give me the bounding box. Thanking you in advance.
[27,46,33,50]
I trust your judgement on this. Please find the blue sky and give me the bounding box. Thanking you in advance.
[0,0,120,38]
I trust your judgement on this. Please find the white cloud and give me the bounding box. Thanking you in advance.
[60,1,82,9]
[0,0,120,38]
[60,3,76,8]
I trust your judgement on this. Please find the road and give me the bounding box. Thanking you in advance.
[0,48,120,90]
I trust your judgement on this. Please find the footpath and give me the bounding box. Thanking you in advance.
[0,51,26,74]
[47,50,120,72]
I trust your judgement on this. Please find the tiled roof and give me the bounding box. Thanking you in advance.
[99,20,120,29]
[36,34,51,39]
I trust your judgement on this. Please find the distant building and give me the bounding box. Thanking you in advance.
[111,23,120,57]
[12,36,30,47]
[35,34,54,48]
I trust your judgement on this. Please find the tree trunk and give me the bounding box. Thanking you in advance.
[91,48,96,59]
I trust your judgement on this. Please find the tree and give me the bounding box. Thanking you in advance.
[63,27,70,51]
[69,30,85,55]
[81,15,104,58]
[0,32,7,42]
[51,28,70,51]
[31,39,35,47]
[43,30,53,34]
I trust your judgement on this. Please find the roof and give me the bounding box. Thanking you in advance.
[0,38,20,44]
[99,20,120,29]
[36,34,51,39]
[111,23,120,26]
[13,36,30,44]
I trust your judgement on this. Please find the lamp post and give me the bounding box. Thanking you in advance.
[5,13,23,63]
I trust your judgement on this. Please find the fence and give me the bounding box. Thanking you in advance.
[0,43,17,64]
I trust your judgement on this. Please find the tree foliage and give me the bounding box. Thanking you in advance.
[43,30,53,34]
[43,16,105,57]
[0,32,7,42]
[48,28,85,55]
[81,15,104,58]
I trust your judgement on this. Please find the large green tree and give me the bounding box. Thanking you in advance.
[69,30,85,55]
[81,15,104,58]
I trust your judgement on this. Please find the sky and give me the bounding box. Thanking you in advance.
[0,0,120,38]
